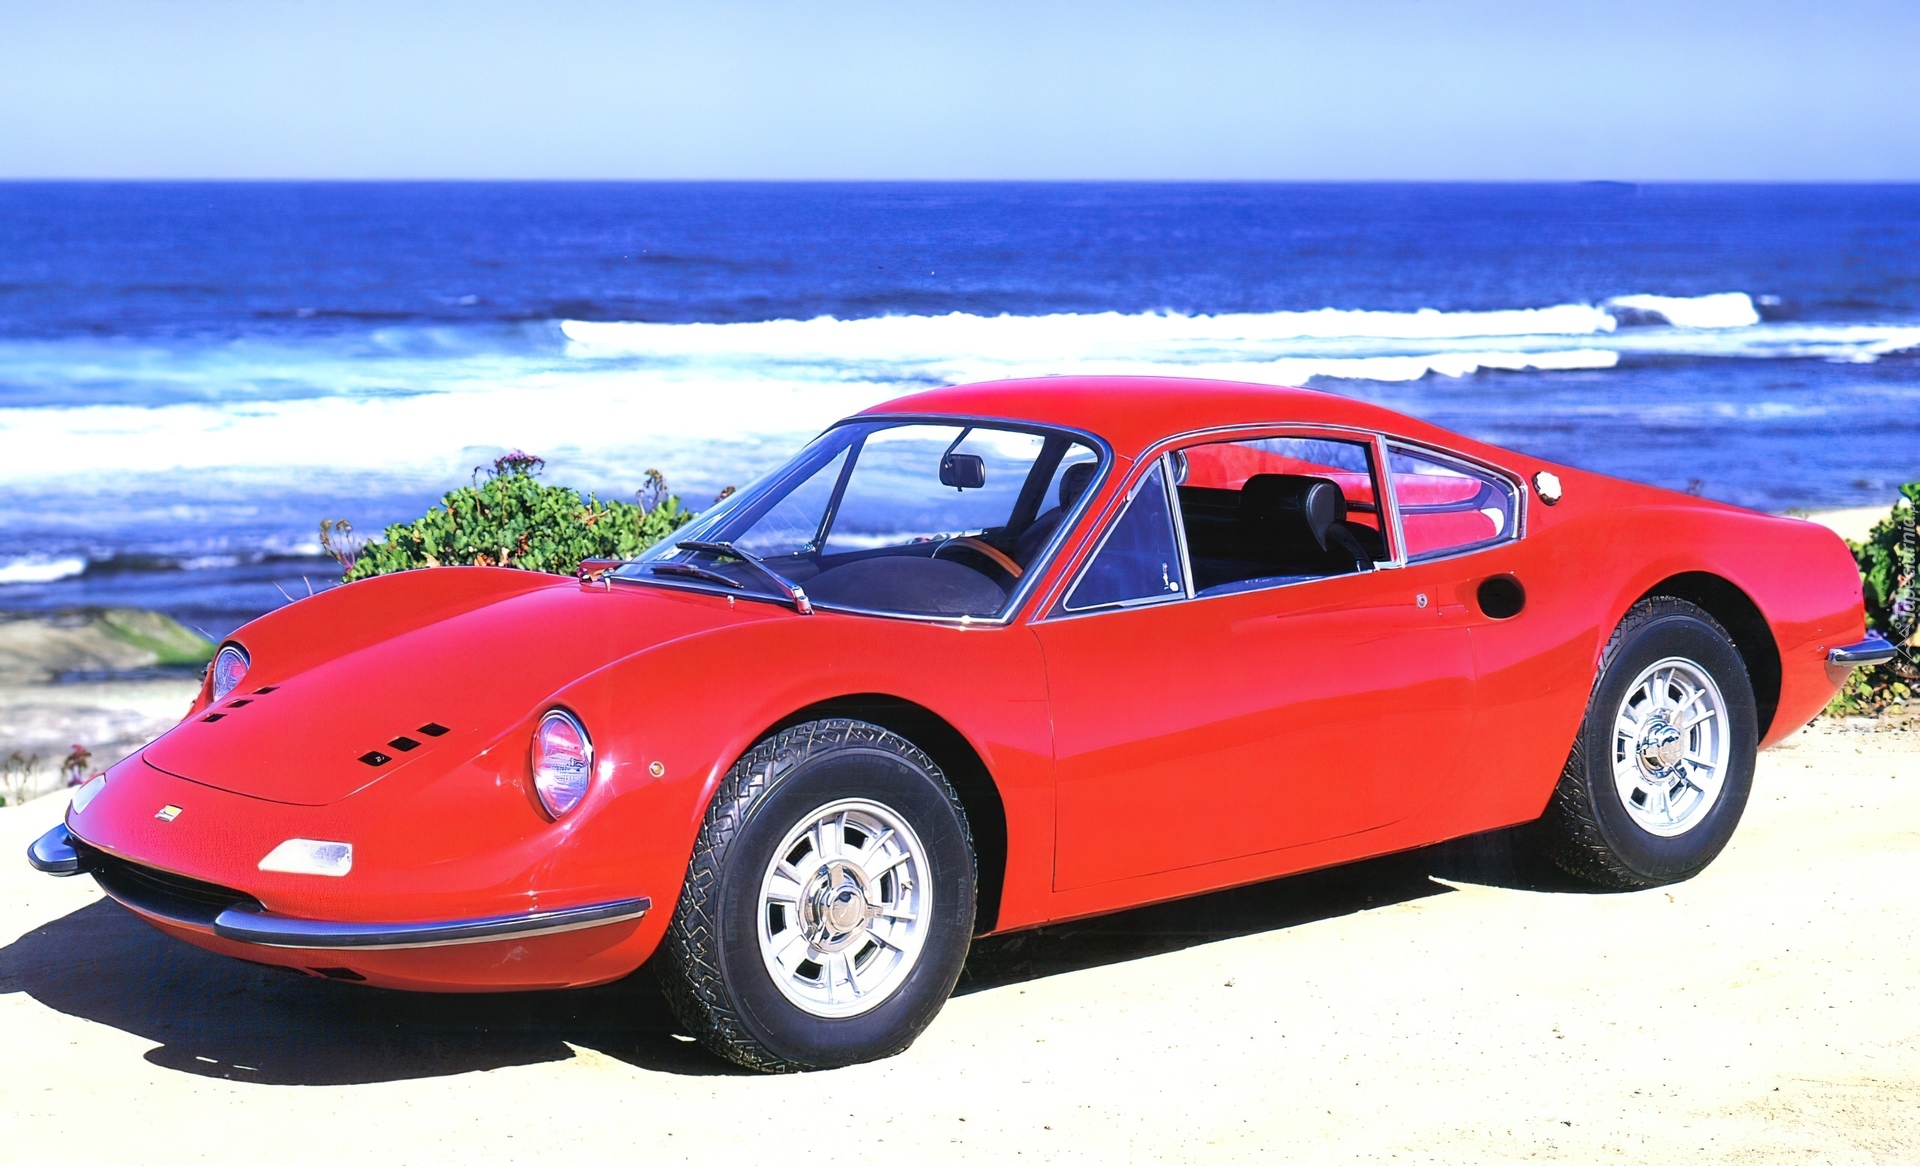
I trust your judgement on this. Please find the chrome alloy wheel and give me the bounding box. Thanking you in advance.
[756,798,931,1018]
[1610,656,1732,837]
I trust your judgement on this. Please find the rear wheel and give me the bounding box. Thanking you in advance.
[1540,597,1758,888]
[657,719,976,1072]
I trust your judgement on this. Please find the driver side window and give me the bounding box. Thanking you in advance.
[1173,435,1386,597]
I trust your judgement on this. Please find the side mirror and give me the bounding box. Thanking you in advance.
[939,453,986,490]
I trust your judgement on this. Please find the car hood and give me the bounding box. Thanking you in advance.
[143,569,777,806]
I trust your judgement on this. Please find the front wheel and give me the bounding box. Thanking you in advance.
[657,719,976,1072]
[1540,596,1758,888]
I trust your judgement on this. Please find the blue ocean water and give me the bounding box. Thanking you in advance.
[1,182,1917,634]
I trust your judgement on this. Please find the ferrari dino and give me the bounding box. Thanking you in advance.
[29,376,1893,1071]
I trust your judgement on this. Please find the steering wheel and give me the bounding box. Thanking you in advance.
[931,536,1024,582]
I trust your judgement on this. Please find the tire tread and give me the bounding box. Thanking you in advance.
[655,718,970,1072]
[1540,596,1747,889]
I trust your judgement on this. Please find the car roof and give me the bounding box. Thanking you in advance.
[858,376,1487,463]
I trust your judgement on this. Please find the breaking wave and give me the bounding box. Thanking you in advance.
[0,555,88,585]
[0,292,1914,500]
[1605,292,1761,329]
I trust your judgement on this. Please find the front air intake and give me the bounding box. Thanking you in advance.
[77,842,261,927]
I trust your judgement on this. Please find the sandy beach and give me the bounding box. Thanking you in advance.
[1,716,1914,1163]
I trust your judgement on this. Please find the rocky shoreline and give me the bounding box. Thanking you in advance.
[0,609,209,805]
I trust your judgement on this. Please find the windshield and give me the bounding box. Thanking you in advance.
[622,419,1102,618]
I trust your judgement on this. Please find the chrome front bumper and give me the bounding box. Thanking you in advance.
[1829,633,1900,667]
[212,897,651,949]
[27,822,649,950]
[27,822,82,875]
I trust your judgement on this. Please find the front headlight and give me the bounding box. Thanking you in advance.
[531,709,593,819]
[71,774,107,814]
[211,643,250,702]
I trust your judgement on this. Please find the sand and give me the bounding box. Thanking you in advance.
[1799,505,1900,546]
[0,719,1914,1164]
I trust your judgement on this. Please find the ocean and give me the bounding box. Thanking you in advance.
[1,182,1916,636]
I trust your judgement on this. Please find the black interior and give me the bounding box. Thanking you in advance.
[1179,473,1385,597]
[803,555,1009,616]
[666,458,1382,615]
[714,444,1098,618]
[1013,461,1097,565]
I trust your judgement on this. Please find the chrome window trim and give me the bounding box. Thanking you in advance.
[1035,421,1538,622]
[616,413,1114,629]
[1384,438,1528,564]
[1041,422,1404,622]
[1370,432,1410,570]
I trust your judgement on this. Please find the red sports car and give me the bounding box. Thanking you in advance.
[29,377,1893,1072]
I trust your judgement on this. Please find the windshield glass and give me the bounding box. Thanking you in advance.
[623,419,1101,618]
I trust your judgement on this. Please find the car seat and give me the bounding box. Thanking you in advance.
[1015,461,1098,565]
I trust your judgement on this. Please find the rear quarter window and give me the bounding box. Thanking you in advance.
[1388,445,1519,560]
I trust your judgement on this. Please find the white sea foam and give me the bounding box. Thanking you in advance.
[561,301,1623,361]
[0,295,1913,498]
[0,555,88,584]
[1605,292,1761,329]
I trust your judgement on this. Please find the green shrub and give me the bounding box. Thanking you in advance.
[1856,483,1919,640]
[333,453,695,583]
[1825,483,1917,717]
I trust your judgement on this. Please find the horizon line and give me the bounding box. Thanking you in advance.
[3,177,1918,186]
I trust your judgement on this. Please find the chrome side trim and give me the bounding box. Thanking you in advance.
[211,896,652,950]
[27,823,83,876]
[1829,633,1898,667]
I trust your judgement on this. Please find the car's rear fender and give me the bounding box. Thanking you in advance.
[1597,505,1862,748]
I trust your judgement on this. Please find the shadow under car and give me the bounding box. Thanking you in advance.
[0,824,1608,1083]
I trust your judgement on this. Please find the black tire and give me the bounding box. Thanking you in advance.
[657,718,976,1072]
[1540,596,1758,889]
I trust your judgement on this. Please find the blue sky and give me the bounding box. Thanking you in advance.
[2,0,1915,180]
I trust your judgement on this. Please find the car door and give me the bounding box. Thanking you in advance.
[1032,430,1478,892]
[1378,441,1579,836]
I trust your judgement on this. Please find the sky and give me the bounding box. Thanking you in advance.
[1,0,1917,181]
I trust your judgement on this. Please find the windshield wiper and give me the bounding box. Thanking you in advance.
[676,540,814,615]
[647,562,747,590]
